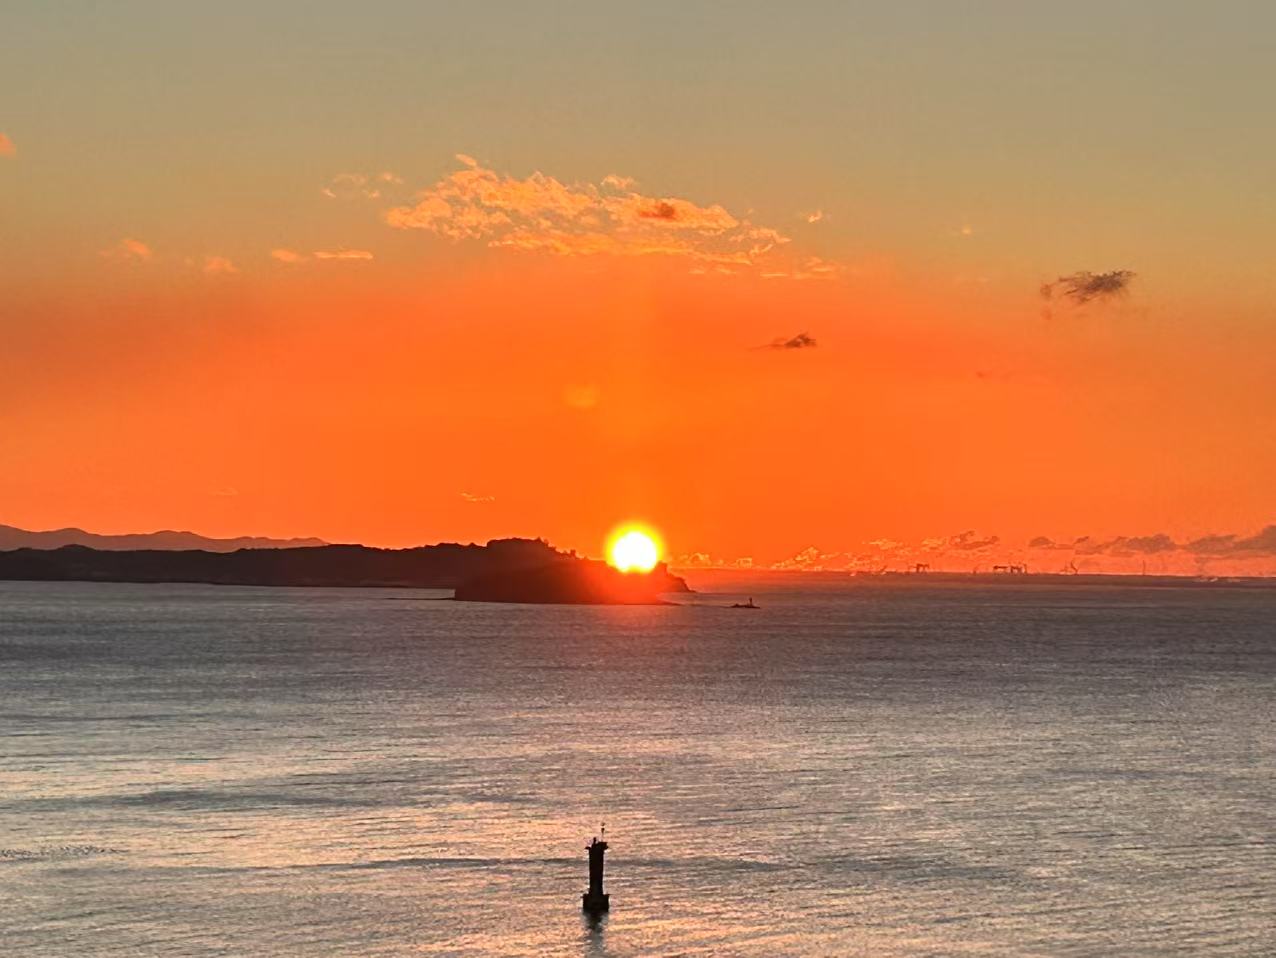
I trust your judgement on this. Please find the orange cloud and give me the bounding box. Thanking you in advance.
[271,248,373,263]
[384,156,831,276]
[0,133,15,157]
[321,171,402,200]
[313,248,374,261]
[100,238,153,262]
[202,255,237,275]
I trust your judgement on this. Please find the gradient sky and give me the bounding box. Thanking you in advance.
[3,2,1275,571]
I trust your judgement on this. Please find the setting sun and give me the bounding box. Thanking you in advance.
[607,526,662,573]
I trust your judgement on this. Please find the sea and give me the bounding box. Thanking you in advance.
[1,577,1273,956]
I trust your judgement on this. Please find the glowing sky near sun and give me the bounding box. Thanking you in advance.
[3,2,1276,573]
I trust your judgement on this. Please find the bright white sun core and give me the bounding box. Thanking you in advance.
[607,527,661,573]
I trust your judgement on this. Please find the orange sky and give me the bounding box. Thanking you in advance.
[5,232,1274,573]
[3,6,1275,574]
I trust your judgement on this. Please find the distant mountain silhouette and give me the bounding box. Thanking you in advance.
[0,537,583,590]
[0,523,326,553]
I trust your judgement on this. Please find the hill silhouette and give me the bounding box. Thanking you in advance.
[0,523,325,552]
[0,538,570,589]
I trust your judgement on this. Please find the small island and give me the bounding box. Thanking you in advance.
[454,557,690,605]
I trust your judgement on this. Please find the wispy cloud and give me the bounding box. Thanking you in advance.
[1041,270,1135,305]
[1185,525,1276,557]
[804,209,824,224]
[384,155,830,277]
[460,491,495,503]
[1030,526,1276,565]
[0,133,15,158]
[760,532,1006,572]
[100,238,153,262]
[313,248,374,261]
[271,247,373,263]
[946,530,1000,551]
[321,171,402,200]
[202,255,237,275]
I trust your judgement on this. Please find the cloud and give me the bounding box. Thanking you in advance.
[771,546,856,571]
[805,209,824,224]
[762,256,840,281]
[0,133,15,157]
[1033,533,1179,557]
[1186,525,1276,557]
[686,524,1276,574]
[1114,534,1177,555]
[1028,526,1276,562]
[1040,531,1276,558]
[765,332,817,350]
[460,491,495,503]
[321,171,402,200]
[272,247,373,263]
[313,248,374,261]
[674,552,756,569]
[763,530,1004,572]
[946,530,1000,551]
[1041,270,1135,305]
[100,238,153,262]
[1073,534,1177,557]
[202,255,237,275]
[384,156,828,276]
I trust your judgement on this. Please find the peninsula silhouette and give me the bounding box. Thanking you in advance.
[0,537,690,603]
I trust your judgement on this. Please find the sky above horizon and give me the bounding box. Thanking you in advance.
[3,2,1276,573]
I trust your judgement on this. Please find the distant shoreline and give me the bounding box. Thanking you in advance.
[0,540,690,603]
[676,568,1276,590]
[3,540,1273,593]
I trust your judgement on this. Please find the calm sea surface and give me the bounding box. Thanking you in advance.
[1,578,1273,956]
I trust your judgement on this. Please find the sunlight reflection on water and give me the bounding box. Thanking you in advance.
[1,579,1273,955]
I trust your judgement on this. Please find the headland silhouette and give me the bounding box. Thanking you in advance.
[0,537,690,604]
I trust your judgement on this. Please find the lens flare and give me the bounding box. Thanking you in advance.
[606,525,662,573]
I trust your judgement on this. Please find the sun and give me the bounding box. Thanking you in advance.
[606,525,662,573]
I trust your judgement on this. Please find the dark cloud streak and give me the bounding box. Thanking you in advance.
[764,332,817,350]
[1041,269,1136,305]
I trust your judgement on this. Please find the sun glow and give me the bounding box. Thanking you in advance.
[607,525,662,573]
